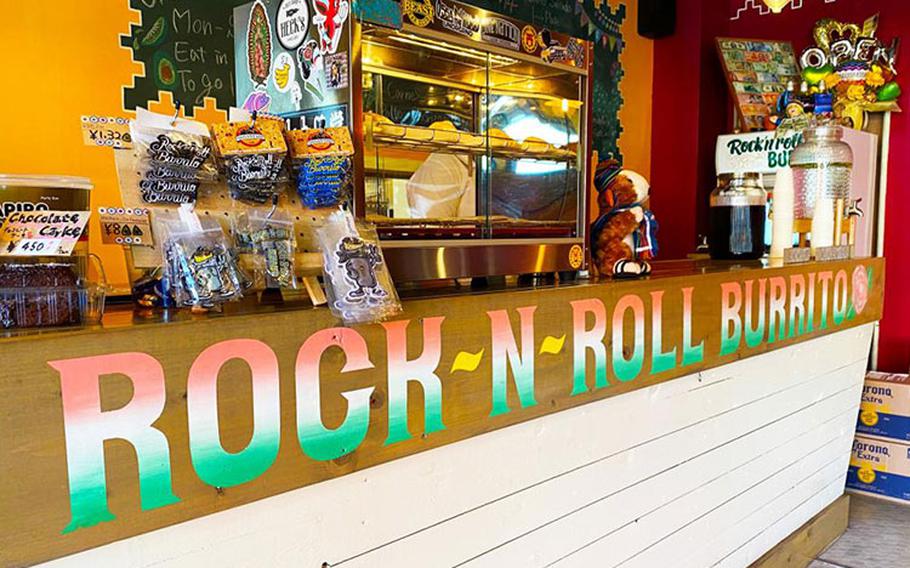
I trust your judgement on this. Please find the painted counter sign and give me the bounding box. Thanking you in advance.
[0,259,884,565]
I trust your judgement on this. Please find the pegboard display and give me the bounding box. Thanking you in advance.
[114,149,327,290]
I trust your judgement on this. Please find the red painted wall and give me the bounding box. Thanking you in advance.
[651,0,909,371]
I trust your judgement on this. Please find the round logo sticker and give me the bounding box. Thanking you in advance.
[276,0,309,50]
[852,265,869,315]
[568,244,584,269]
[521,25,539,53]
[403,0,434,28]
[857,467,876,485]
[860,410,879,427]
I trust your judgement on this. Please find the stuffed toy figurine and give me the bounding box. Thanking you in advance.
[590,159,659,278]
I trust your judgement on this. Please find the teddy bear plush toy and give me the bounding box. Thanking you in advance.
[590,159,659,278]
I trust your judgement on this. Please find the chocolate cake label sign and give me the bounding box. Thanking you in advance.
[0,210,90,256]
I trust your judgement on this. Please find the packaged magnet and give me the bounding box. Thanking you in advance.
[287,128,354,209]
[211,115,289,205]
[130,108,217,206]
[315,209,400,325]
[238,207,297,290]
[156,206,248,309]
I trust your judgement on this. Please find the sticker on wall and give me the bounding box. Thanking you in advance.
[521,25,539,53]
[272,52,295,93]
[481,15,520,51]
[242,90,272,113]
[311,0,350,54]
[276,0,309,50]
[299,103,348,128]
[401,0,434,27]
[247,1,273,86]
[297,38,326,101]
[325,52,349,90]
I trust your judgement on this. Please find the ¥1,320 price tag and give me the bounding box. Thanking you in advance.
[98,207,153,247]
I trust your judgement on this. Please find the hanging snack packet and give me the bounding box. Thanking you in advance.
[157,206,247,308]
[315,209,400,324]
[287,128,354,209]
[246,208,297,289]
[130,108,217,205]
[211,115,289,205]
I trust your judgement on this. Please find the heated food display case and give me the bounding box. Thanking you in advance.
[351,2,593,281]
[234,0,593,282]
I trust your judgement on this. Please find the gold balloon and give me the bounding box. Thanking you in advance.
[814,19,862,52]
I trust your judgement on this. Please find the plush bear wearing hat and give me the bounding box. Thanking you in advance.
[591,159,659,278]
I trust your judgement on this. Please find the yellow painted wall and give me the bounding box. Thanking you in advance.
[0,1,653,291]
[615,0,654,179]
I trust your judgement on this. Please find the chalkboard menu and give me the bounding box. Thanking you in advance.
[120,0,626,161]
[121,1,239,111]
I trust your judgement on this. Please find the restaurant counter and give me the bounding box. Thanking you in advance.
[1,257,884,567]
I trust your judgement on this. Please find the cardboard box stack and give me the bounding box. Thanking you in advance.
[847,372,910,503]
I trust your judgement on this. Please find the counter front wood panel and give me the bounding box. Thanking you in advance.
[0,258,884,566]
[39,325,873,568]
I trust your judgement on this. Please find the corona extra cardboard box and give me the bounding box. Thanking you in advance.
[846,435,910,504]
[856,372,910,442]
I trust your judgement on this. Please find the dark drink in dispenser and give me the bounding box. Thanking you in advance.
[709,173,767,261]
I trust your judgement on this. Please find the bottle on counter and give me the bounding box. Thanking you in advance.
[709,172,768,261]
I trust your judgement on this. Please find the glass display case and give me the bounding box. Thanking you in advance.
[351,2,592,281]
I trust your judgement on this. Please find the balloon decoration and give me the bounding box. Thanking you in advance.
[798,14,901,128]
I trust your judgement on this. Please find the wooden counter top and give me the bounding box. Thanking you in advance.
[0,257,885,566]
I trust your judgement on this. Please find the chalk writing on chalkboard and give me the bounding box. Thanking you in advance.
[121,0,237,112]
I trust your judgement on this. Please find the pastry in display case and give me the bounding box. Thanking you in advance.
[351,0,593,281]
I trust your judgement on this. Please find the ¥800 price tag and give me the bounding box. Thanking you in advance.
[98,207,153,247]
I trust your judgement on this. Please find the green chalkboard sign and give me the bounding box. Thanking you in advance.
[121,1,245,112]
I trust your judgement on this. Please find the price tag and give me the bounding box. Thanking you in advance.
[98,207,153,247]
[81,115,132,149]
[0,211,90,256]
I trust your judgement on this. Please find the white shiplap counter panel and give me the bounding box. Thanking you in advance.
[42,325,874,568]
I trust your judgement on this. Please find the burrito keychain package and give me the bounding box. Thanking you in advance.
[245,207,297,289]
[287,128,354,209]
[157,205,248,309]
[130,108,217,205]
[211,114,289,205]
[315,209,400,324]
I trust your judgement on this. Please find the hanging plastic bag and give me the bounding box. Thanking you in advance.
[245,207,297,289]
[211,114,289,205]
[315,209,400,324]
[130,108,217,205]
[156,205,248,309]
[287,128,354,209]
